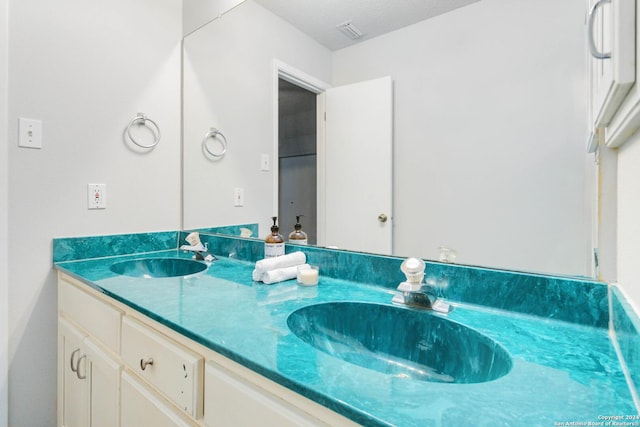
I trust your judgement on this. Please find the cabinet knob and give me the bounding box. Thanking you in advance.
[378,213,388,223]
[140,358,154,371]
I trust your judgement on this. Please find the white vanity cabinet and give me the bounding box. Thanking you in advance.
[58,281,122,427]
[57,272,358,427]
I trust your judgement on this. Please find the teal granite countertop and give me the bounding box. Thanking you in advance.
[53,237,638,426]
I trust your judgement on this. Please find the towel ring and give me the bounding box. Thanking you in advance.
[126,113,161,149]
[202,128,227,158]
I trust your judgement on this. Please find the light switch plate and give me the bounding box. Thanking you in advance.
[18,118,42,149]
[233,187,244,207]
[261,154,270,171]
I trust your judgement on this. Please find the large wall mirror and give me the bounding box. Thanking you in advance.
[182,0,594,278]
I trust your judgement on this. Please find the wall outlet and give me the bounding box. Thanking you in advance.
[87,184,107,209]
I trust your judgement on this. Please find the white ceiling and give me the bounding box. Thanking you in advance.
[253,0,481,51]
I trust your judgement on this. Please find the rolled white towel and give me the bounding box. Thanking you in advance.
[255,252,306,275]
[260,264,309,285]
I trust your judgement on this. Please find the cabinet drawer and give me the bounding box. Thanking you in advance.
[121,316,203,419]
[59,278,121,352]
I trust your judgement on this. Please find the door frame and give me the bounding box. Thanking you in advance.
[0,0,8,422]
[272,60,330,245]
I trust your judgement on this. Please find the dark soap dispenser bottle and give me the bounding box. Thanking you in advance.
[288,215,308,245]
[264,216,285,258]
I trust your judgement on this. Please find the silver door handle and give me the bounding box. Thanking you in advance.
[588,0,612,59]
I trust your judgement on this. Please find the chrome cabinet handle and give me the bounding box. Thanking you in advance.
[76,355,87,380]
[378,214,388,223]
[588,0,612,59]
[140,358,154,371]
[70,348,80,373]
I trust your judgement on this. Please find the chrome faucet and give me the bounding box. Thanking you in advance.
[193,243,217,262]
[180,232,217,262]
[180,242,217,262]
[391,258,452,314]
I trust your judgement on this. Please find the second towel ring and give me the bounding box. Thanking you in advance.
[126,113,161,149]
[202,128,227,158]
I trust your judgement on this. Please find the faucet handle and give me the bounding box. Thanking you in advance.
[401,257,425,284]
[432,300,453,314]
[397,282,423,292]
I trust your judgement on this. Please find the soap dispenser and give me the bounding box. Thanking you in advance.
[264,216,285,258]
[288,215,308,245]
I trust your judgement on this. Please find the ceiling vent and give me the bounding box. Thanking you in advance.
[336,21,364,40]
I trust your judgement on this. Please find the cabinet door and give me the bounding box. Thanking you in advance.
[204,361,322,427]
[588,0,635,128]
[59,318,121,427]
[121,371,198,427]
[59,319,89,427]
[84,338,121,427]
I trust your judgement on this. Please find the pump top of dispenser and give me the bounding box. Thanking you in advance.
[270,216,280,234]
[294,215,303,230]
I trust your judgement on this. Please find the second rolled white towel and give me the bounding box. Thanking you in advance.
[260,264,310,284]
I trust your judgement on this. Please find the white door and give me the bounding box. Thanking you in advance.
[320,76,393,254]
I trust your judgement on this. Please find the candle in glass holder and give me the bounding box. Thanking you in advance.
[297,265,319,286]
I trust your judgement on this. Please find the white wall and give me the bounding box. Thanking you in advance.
[182,0,332,234]
[7,0,182,424]
[0,0,8,423]
[332,0,589,275]
[617,135,640,310]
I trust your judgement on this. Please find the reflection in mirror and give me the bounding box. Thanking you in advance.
[278,78,318,245]
[183,0,593,278]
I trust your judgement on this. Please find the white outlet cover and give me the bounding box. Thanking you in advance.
[87,184,107,209]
